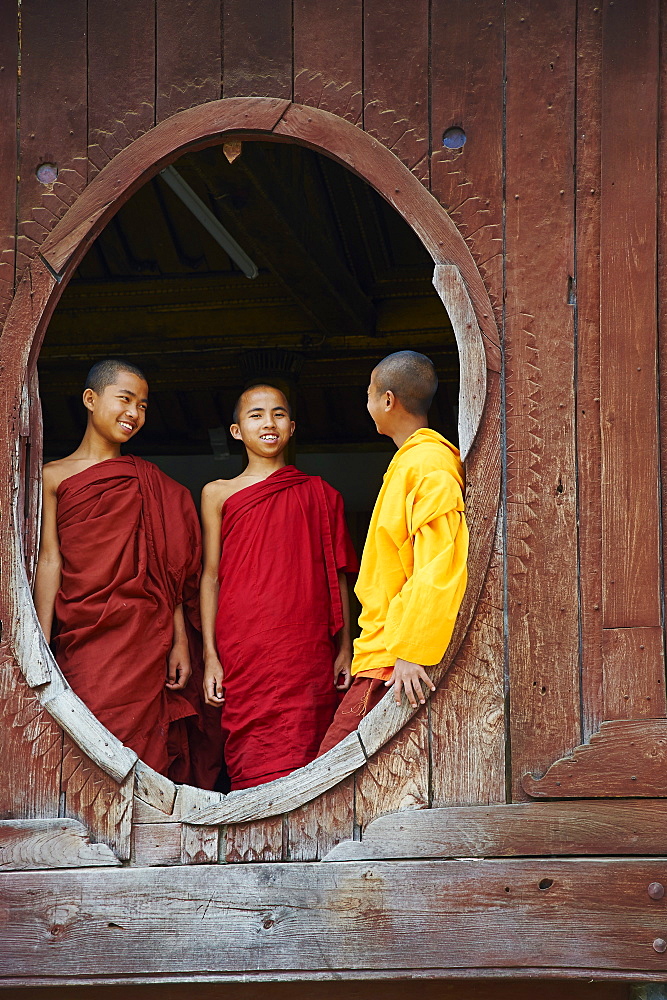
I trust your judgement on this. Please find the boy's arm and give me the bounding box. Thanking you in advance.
[200,483,225,706]
[333,571,353,690]
[33,467,62,644]
[385,472,469,707]
[166,603,191,690]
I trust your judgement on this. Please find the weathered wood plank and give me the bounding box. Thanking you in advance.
[293,0,362,123]
[60,737,133,861]
[181,824,219,865]
[134,760,177,816]
[181,732,366,825]
[364,0,429,181]
[223,817,284,864]
[16,0,87,270]
[87,0,156,177]
[433,264,487,459]
[600,0,661,633]
[576,0,604,741]
[156,0,221,122]
[430,0,504,327]
[131,822,182,867]
[504,0,580,798]
[602,627,666,719]
[223,0,292,100]
[5,860,667,979]
[430,515,505,808]
[660,0,667,686]
[287,776,355,862]
[0,818,119,870]
[40,98,291,276]
[0,652,62,821]
[355,709,429,832]
[323,800,667,862]
[0,0,17,326]
[523,719,667,798]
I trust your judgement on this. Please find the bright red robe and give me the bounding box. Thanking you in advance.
[54,456,222,784]
[215,466,358,790]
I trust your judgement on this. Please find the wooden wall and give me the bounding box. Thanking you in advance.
[1,1,666,861]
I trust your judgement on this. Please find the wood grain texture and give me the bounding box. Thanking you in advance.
[286,776,354,862]
[504,0,580,798]
[433,264,487,459]
[660,0,667,683]
[5,861,667,980]
[16,0,87,271]
[576,1,604,740]
[600,0,661,630]
[223,0,292,100]
[323,799,667,862]
[131,822,182,867]
[293,0,363,123]
[134,760,177,815]
[0,818,119,870]
[430,0,504,327]
[354,709,429,832]
[223,817,284,863]
[364,0,429,181]
[0,0,17,326]
[601,627,666,719]
[156,0,221,122]
[430,514,505,808]
[60,737,133,861]
[88,0,156,177]
[181,824,219,865]
[0,652,62,821]
[522,719,667,798]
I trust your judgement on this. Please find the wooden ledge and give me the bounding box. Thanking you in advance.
[0,818,120,870]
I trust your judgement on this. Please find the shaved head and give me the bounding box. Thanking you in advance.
[85,359,147,394]
[372,351,438,416]
[233,384,291,423]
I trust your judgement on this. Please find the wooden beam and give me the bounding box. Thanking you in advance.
[4,860,667,982]
[0,818,119,870]
[183,146,377,338]
[323,800,667,862]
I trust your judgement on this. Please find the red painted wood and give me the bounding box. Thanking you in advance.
[223,0,292,100]
[156,0,221,122]
[0,1,17,327]
[363,0,429,181]
[16,0,87,271]
[504,0,580,798]
[293,0,363,124]
[576,2,604,740]
[599,0,661,630]
[88,0,156,177]
[430,0,504,326]
[601,627,666,719]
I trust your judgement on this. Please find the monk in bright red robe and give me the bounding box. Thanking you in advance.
[201,386,357,790]
[34,360,222,785]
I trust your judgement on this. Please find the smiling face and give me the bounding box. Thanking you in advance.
[83,372,149,445]
[230,385,294,459]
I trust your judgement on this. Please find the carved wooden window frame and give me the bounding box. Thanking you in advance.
[0,98,501,824]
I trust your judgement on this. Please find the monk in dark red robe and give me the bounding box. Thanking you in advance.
[34,359,222,786]
[201,386,358,790]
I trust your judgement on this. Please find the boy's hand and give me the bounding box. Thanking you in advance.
[204,655,225,706]
[166,639,191,690]
[333,644,353,691]
[386,658,436,707]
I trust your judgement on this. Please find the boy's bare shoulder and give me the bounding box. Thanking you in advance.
[42,456,82,493]
[202,474,251,509]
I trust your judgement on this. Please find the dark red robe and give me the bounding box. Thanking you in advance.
[54,455,222,784]
[215,466,358,789]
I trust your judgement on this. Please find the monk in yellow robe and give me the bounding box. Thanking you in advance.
[318,350,468,753]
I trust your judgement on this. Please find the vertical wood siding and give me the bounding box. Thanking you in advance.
[1,1,667,857]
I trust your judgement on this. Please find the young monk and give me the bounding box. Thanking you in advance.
[34,358,221,785]
[318,350,468,754]
[200,384,358,790]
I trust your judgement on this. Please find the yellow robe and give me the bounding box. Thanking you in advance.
[352,427,468,679]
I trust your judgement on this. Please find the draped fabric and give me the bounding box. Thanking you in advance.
[54,456,221,784]
[215,465,358,789]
